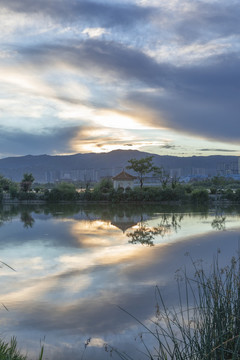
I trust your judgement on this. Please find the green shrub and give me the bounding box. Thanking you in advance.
[224,189,235,201]
[191,188,209,203]
[94,178,113,193]
[234,188,240,201]
[17,191,37,201]
[44,183,78,202]
[9,184,19,199]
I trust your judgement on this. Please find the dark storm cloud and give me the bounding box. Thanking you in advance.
[18,39,240,143]
[20,39,171,87]
[199,149,238,153]
[20,39,240,95]
[0,0,154,28]
[123,53,240,142]
[0,126,79,155]
[175,2,240,42]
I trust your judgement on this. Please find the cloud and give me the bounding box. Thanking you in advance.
[8,229,240,338]
[18,39,169,86]
[122,53,240,143]
[16,38,240,144]
[0,0,154,29]
[199,148,239,153]
[82,27,109,38]
[0,126,79,156]
[0,0,240,155]
[160,144,176,149]
[175,1,240,42]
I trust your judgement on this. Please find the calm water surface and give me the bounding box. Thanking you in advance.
[0,203,240,359]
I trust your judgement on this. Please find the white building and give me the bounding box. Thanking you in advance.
[112,170,136,191]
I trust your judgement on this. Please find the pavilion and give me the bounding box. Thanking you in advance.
[112,170,136,191]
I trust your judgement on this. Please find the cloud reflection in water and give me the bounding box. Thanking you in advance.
[0,204,240,359]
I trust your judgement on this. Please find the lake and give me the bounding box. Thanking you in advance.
[0,203,240,359]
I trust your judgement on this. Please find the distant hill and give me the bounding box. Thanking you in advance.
[0,150,238,182]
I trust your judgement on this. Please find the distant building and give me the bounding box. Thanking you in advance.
[112,170,136,191]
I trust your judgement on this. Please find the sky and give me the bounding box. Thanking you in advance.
[0,0,240,158]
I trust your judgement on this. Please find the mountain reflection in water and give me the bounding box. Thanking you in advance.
[0,203,239,360]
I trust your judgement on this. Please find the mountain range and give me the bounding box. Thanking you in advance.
[0,150,238,183]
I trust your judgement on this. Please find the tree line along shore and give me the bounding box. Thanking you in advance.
[1,156,240,204]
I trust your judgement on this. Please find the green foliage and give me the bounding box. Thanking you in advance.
[153,167,170,189]
[94,178,113,193]
[0,175,18,199]
[81,189,93,201]
[212,175,226,188]
[171,174,180,189]
[234,188,240,201]
[210,187,217,194]
[88,179,114,201]
[0,175,11,191]
[84,184,192,203]
[185,184,193,194]
[191,188,209,203]
[224,189,235,201]
[9,183,19,199]
[20,173,35,192]
[17,191,37,201]
[0,188,3,203]
[126,156,155,188]
[0,336,44,360]
[0,337,27,360]
[45,182,78,202]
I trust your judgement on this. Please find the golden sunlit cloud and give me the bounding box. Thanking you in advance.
[71,220,123,247]
[0,68,55,97]
[0,276,58,303]
[92,109,151,130]
[59,244,148,269]
[70,126,167,153]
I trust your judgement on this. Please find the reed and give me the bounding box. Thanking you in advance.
[106,251,240,359]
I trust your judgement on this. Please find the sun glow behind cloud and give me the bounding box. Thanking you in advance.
[0,0,239,157]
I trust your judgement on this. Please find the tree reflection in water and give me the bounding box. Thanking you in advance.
[211,216,226,231]
[127,213,184,246]
[20,211,35,228]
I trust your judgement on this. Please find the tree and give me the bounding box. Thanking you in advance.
[212,175,226,193]
[20,173,35,192]
[0,175,11,191]
[126,156,154,188]
[171,173,180,189]
[94,178,113,193]
[153,166,170,189]
[56,182,77,201]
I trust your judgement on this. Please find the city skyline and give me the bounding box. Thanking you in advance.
[0,0,240,158]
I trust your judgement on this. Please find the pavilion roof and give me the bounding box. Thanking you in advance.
[112,170,136,181]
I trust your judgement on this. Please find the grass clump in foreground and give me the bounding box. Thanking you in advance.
[0,337,44,360]
[106,251,240,359]
[0,337,27,360]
